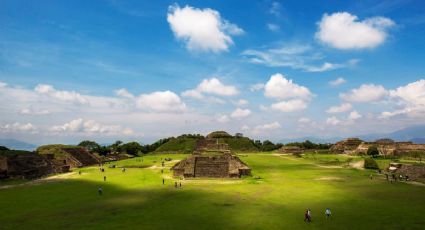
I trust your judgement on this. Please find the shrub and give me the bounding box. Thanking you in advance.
[367,146,379,157]
[364,158,379,169]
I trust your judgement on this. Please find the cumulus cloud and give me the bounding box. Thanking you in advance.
[264,73,312,100]
[316,12,395,49]
[329,77,347,86]
[262,73,313,112]
[270,99,308,112]
[0,122,37,133]
[326,103,352,113]
[216,114,230,123]
[167,4,243,52]
[35,84,88,104]
[182,77,239,101]
[326,116,341,126]
[232,99,249,106]
[348,110,362,120]
[51,118,134,136]
[381,79,425,118]
[115,88,135,99]
[340,84,388,103]
[137,91,186,112]
[230,108,251,119]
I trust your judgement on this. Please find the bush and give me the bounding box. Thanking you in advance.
[367,146,379,157]
[364,158,379,169]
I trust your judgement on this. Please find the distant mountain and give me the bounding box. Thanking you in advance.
[0,139,37,151]
[386,125,425,141]
[409,138,425,144]
[278,125,425,144]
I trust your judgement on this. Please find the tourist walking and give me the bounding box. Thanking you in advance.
[162,178,165,185]
[103,176,106,182]
[325,208,331,219]
[370,174,373,180]
[98,186,103,195]
[175,182,178,188]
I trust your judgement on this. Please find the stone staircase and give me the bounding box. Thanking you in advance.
[194,156,229,177]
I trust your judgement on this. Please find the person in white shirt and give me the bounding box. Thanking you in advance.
[325,208,331,219]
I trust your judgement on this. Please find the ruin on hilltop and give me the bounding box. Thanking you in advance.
[171,131,251,178]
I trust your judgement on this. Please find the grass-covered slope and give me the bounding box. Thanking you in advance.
[1,153,425,229]
[219,137,259,152]
[154,137,199,153]
[36,144,81,157]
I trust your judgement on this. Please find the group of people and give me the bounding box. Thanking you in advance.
[304,208,332,223]
[385,173,409,182]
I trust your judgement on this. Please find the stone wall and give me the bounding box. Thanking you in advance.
[194,156,229,177]
[395,164,425,182]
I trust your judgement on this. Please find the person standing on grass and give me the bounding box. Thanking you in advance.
[370,174,373,180]
[304,210,309,222]
[325,208,331,219]
[175,182,178,188]
[307,209,312,222]
[98,186,103,195]
[162,178,165,185]
[103,176,106,182]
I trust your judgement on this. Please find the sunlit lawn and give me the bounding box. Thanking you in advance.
[1,153,424,230]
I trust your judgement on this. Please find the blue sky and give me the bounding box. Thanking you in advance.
[1,0,425,144]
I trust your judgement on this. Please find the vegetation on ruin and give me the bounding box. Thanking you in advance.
[1,153,424,230]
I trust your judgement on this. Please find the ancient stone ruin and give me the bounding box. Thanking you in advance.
[330,138,425,156]
[388,163,425,183]
[0,146,100,180]
[171,132,251,178]
[279,146,304,154]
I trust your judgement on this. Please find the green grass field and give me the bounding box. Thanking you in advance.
[1,153,424,230]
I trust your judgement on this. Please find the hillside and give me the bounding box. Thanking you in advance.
[154,136,200,153]
[36,144,81,157]
[219,137,259,152]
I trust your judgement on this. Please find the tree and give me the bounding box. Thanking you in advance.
[121,142,143,156]
[364,158,379,169]
[0,146,10,151]
[78,140,100,152]
[110,140,123,153]
[367,146,379,158]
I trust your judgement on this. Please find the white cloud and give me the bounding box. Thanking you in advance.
[262,73,313,113]
[329,77,347,86]
[20,107,51,115]
[340,84,388,102]
[250,83,265,92]
[269,1,281,16]
[232,99,249,106]
[137,91,186,112]
[267,23,280,32]
[0,122,37,133]
[264,73,312,100]
[316,12,395,49]
[348,110,362,120]
[298,117,311,123]
[35,84,88,104]
[51,118,134,136]
[115,88,134,99]
[270,99,308,112]
[216,114,230,123]
[381,79,425,118]
[230,108,251,118]
[0,81,7,88]
[326,103,352,113]
[167,4,243,53]
[242,45,355,72]
[182,77,239,100]
[326,116,341,126]
[241,125,250,131]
